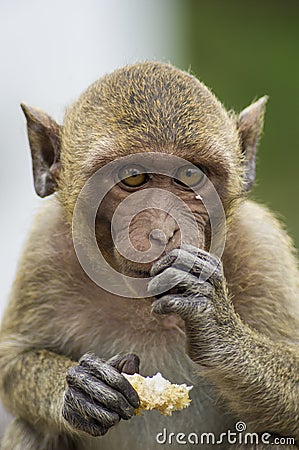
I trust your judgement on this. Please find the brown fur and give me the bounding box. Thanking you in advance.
[0,62,298,449]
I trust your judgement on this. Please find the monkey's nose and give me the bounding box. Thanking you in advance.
[149,229,169,246]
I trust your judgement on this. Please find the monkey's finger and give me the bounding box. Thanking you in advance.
[62,400,112,437]
[148,267,194,296]
[64,387,121,425]
[150,249,180,276]
[148,267,214,298]
[174,252,222,285]
[181,244,221,267]
[180,245,222,282]
[77,354,140,408]
[151,294,209,320]
[150,245,216,277]
[66,366,137,419]
[107,353,140,375]
[150,248,222,284]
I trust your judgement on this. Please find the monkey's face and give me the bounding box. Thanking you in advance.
[90,153,229,278]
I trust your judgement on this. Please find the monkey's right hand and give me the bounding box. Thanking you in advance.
[62,352,140,437]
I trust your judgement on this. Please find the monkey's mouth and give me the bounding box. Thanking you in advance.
[113,247,166,278]
[127,266,152,278]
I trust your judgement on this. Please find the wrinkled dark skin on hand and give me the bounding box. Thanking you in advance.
[63,353,140,436]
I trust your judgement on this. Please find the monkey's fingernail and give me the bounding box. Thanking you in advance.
[147,279,159,296]
[120,354,140,375]
[151,298,175,315]
[151,299,162,313]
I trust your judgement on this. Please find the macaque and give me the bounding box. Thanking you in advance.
[0,61,298,450]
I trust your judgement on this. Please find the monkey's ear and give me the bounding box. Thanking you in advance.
[237,96,268,191]
[21,103,61,197]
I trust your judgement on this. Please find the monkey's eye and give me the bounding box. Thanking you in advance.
[174,165,206,188]
[118,165,149,188]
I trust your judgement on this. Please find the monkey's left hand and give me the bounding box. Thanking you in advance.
[148,244,238,364]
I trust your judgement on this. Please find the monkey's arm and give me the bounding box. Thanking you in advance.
[148,245,299,439]
[0,346,74,432]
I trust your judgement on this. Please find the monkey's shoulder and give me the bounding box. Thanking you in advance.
[224,199,297,274]
[224,200,299,338]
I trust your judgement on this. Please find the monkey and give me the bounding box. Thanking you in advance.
[0,61,298,450]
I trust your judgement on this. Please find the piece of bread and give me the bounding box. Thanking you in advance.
[123,372,193,416]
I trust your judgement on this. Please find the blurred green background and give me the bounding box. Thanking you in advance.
[182,0,299,248]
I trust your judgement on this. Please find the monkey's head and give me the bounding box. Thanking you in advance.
[21,62,267,277]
